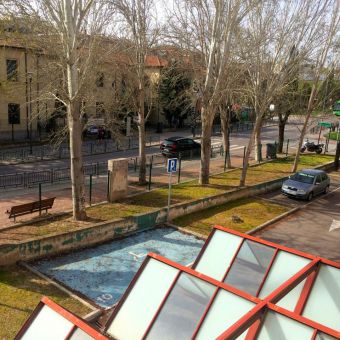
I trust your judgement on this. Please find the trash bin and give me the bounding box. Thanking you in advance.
[266,143,277,159]
[156,122,163,133]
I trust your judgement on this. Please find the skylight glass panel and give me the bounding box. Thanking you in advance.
[194,230,242,281]
[195,289,256,340]
[21,305,74,340]
[315,332,339,340]
[106,258,179,340]
[256,311,314,339]
[70,328,94,340]
[275,279,307,311]
[258,251,311,298]
[146,273,215,340]
[302,264,340,331]
[224,239,275,296]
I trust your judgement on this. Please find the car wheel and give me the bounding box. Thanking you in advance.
[324,185,330,194]
[307,192,313,201]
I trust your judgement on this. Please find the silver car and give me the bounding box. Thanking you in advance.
[281,169,330,200]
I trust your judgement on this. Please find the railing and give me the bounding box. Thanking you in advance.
[0,135,161,163]
[0,162,108,189]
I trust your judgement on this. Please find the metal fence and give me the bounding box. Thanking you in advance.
[0,162,108,189]
[0,135,161,163]
[0,121,271,163]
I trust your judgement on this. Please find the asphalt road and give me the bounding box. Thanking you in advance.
[0,123,306,176]
[255,172,340,261]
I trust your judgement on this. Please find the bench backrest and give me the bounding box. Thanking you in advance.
[10,202,35,215]
[9,197,56,216]
[32,197,55,211]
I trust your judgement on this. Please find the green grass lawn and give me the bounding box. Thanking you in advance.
[174,198,289,236]
[0,265,92,339]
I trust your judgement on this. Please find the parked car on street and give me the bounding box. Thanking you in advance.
[160,136,201,157]
[281,169,330,200]
[84,125,111,139]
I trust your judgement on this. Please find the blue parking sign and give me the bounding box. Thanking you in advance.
[167,158,178,173]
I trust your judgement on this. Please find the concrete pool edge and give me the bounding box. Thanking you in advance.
[0,161,334,266]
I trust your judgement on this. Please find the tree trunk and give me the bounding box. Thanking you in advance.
[138,113,146,183]
[254,123,262,162]
[138,78,147,183]
[64,0,86,220]
[221,111,231,168]
[68,101,87,220]
[199,108,214,185]
[277,117,285,153]
[292,85,316,172]
[240,115,262,186]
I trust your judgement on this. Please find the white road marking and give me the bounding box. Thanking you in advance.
[329,220,340,232]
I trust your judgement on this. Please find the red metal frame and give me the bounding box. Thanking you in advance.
[15,297,107,340]
[105,253,261,339]
[221,238,245,281]
[266,303,340,339]
[105,226,340,340]
[104,255,151,333]
[190,287,221,339]
[148,253,261,303]
[214,225,316,260]
[294,264,320,315]
[255,248,279,297]
[192,227,218,269]
[311,329,318,340]
[216,302,268,340]
[217,300,340,340]
[15,301,44,340]
[141,271,181,339]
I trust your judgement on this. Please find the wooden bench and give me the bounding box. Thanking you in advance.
[6,197,56,222]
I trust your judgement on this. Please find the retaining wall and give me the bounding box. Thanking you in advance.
[0,161,333,265]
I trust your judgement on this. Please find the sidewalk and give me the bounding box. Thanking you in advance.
[0,153,246,229]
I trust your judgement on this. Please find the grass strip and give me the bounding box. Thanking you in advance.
[0,265,92,339]
[174,197,289,236]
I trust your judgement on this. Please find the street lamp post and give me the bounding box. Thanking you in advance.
[28,72,33,154]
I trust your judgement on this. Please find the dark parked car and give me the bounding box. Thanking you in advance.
[84,125,111,139]
[160,136,201,157]
[281,169,330,200]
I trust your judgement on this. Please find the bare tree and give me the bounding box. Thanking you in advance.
[3,0,113,220]
[292,1,340,172]
[113,0,159,184]
[238,0,335,186]
[169,0,252,184]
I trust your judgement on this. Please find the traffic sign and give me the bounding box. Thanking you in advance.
[167,158,178,173]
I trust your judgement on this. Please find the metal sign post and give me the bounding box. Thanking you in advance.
[167,158,177,221]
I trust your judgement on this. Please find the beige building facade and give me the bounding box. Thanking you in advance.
[0,37,168,141]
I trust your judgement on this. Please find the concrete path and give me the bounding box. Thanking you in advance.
[255,171,340,261]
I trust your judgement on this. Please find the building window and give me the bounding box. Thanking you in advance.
[8,103,20,124]
[6,59,18,81]
[96,102,105,117]
[96,72,104,87]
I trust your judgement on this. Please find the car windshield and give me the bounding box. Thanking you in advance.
[291,172,315,184]
[163,140,175,145]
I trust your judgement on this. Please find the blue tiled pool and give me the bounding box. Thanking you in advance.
[33,227,204,307]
